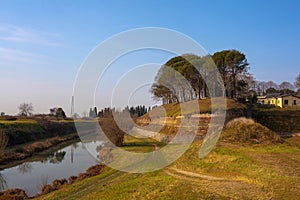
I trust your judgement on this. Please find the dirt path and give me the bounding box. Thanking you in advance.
[163,167,272,199]
[164,167,228,181]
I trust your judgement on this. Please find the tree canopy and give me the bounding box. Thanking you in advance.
[151,50,250,104]
[212,50,249,98]
[56,108,66,119]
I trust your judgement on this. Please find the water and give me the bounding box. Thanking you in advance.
[0,141,102,196]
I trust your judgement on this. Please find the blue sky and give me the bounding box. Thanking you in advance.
[0,0,300,115]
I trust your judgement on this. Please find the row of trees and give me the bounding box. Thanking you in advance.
[245,79,299,96]
[151,50,250,103]
[2,103,152,119]
[0,103,67,119]
[49,107,67,119]
[151,49,300,104]
[87,105,152,119]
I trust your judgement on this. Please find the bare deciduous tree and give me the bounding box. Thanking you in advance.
[295,73,300,89]
[18,103,33,116]
[279,81,295,91]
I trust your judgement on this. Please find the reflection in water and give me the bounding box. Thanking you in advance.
[96,142,114,164]
[71,143,79,163]
[18,163,32,174]
[0,141,99,196]
[72,143,79,149]
[0,173,7,191]
[39,151,67,164]
[49,151,66,164]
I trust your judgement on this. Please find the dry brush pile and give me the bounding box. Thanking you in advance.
[221,117,283,145]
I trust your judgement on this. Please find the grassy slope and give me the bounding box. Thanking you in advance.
[35,101,300,199]
[140,98,246,119]
[37,135,300,200]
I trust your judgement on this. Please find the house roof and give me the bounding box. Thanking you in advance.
[257,96,266,99]
[258,93,300,99]
[279,93,300,98]
[265,93,281,98]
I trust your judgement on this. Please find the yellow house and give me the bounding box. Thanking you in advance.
[257,93,280,106]
[258,94,300,108]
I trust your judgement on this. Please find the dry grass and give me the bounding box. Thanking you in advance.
[141,98,246,119]
[225,117,255,128]
[221,117,283,145]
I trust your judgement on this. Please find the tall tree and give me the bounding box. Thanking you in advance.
[212,50,249,98]
[151,54,216,103]
[265,81,278,90]
[50,107,58,115]
[152,50,249,103]
[93,107,98,118]
[212,50,230,97]
[256,81,267,95]
[18,103,33,116]
[56,108,66,119]
[89,108,93,118]
[266,87,278,94]
[279,81,295,91]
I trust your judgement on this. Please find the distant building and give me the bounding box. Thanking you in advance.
[257,93,300,108]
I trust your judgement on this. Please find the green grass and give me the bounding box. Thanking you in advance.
[36,135,300,200]
[37,168,229,200]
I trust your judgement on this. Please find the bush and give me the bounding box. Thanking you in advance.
[41,184,54,194]
[0,188,28,200]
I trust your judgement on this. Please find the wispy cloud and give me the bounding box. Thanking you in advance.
[0,47,50,65]
[0,24,62,46]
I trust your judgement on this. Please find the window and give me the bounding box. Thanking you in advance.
[294,100,297,105]
[284,100,289,105]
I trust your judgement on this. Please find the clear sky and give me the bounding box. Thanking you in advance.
[0,0,300,115]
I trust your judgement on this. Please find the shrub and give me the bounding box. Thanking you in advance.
[0,188,28,200]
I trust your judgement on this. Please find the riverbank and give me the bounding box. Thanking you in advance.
[34,116,300,199]
[1,124,300,199]
[0,118,77,147]
[35,134,300,199]
[0,133,79,170]
[0,135,159,199]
